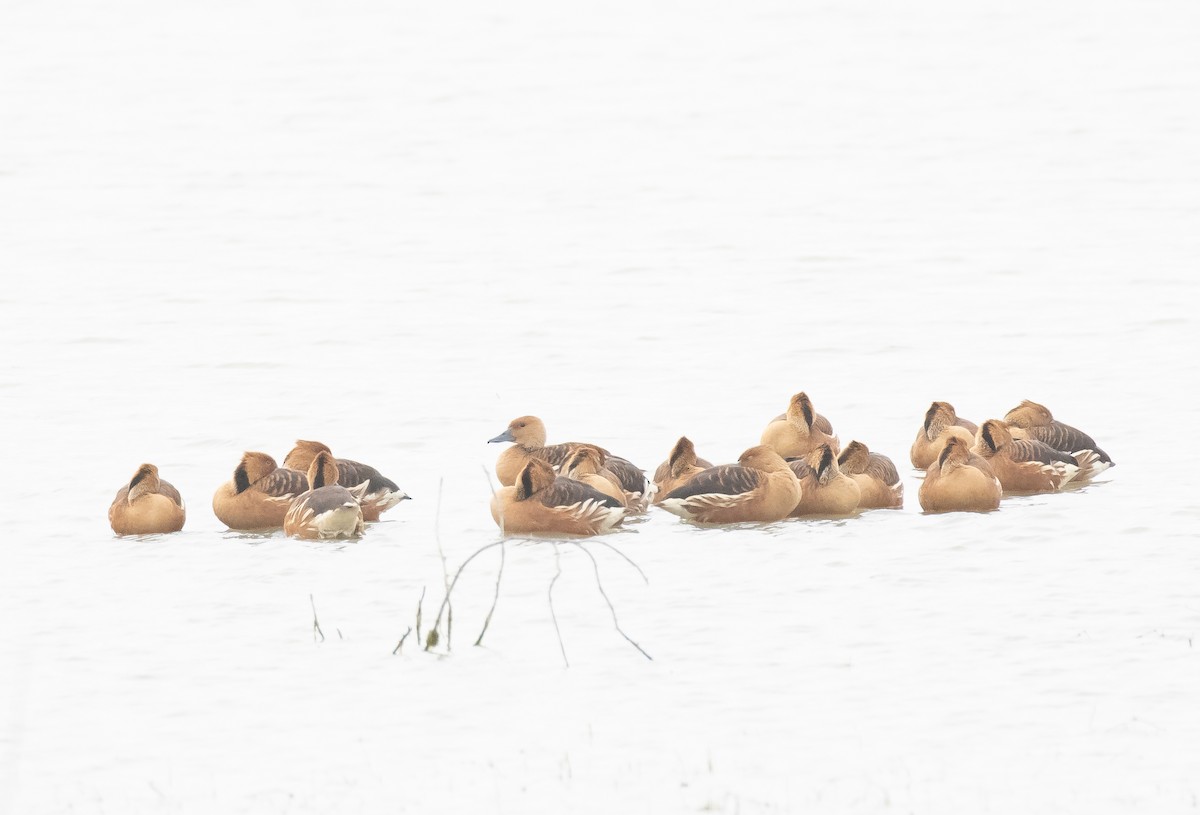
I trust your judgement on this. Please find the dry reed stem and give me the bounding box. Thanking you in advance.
[548,542,569,667]
[310,594,325,643]
[474,540,506,647]
[572,542,652,661]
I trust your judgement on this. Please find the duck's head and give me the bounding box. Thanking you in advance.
[126,463,161,503]
[668,436,698,478]
[307,450,340,490]
[807,444,839,486]
[515,457,556,500]
[785,392,815,429]
[489,415,547,448]
[977,419,1013,456]
[562,444,605,478]
[837,440,869,475]
[923,401,957,440]
[738,444,791,474]
[234,452,277,494]
[937,436,970,471]
[283,439,332,472]
[1004,399,1053,428]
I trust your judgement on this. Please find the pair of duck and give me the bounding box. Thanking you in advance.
[107,441,409,538]
[913,399,1114,512]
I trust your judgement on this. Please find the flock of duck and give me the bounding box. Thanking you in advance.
[108,395,1114,539]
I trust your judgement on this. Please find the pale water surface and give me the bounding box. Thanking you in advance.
[2,0,1199,812]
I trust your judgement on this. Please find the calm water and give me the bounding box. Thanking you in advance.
[2,0,1199,812]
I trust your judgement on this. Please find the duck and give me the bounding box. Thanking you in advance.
[559,444,629,507]
[1003,399,1113,471]
[108,463,186,535]
[488,415,649,502]
[837,441,904,509]
[918,436,1001,513]
[760,392,840,459]
[651,436,712,504]
[787,444,861,517]
[284,451,366,539]
[490,458,626,536]
[910,401,978,470]
[658,445,802,524]
[282,440,409,522]
[971,419,1087,493]
[212,451,309,531]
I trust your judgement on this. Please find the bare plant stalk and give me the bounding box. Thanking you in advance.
[424,540,507,652]
[433,477,455,651]
[310,594,325,643]
[474,540,506,647]
[548,542,569,668]
[589,539,650,585]
[572,542,652,661]
[415,585,426,647]
[392,626,413,655]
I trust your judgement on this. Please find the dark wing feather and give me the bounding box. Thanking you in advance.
[337,458,399,493]
[664,465,760,500]
[1029,423,1111,463]
[302,485,359,514]
[1010,439,1078,466]
[539,477,624,509]
[603,455,647,494]
[157,479,185,508]
[864,453,900,485]
[260,467,309,497]
[787,459,814,479]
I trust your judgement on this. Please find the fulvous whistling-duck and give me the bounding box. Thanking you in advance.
[108,463,186,535]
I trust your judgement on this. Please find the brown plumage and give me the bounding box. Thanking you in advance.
[560,444,628,507]
[787,444,861,517]
[488,415,648,499]
[282,440,409,521]
[658,445,802,524]
[212,451,308,531]
[910,401,978,469]
[760,392,840,459]
[1004,400,1113,469]
[918,436,1001,513]
[108,463,186,535]
[972,419,1082,493]
[284,452,366,539]
[490,458,626,536]
[837,441,903,509]
[652,436,713,504]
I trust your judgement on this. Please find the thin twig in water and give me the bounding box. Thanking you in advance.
[474,540,506,647]
[310,594,325,643]
[548,542,569,668]
[572,542,652,661]
[588,539,649,585]
[425,540,507,652]
[415,585,426,647]
[393,626,413,655]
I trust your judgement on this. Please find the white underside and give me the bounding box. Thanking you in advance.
[312,505,363,538]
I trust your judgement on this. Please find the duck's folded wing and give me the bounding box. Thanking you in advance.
[604,455,648,495]
[540,477,625,509]
[259,468,309,498]
[1030,423,1112,463]
[864,454,901,486]
[663,465,760,502]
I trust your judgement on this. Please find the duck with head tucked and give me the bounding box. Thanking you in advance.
[284,451,366,539]
[918,436,1001,513]
[490,458,626,536]
[282,439,409,521]
[108,463,186,535]
[651,436,712,504]
[910,401,978,470]
[658,445,802,524]
[760,392,839,459]
[972,419,1088,493]
[212,451,308,531]
[488,415,649,503]
[787,443,861,517]
[1003,399,1113,472]
[559,444,629,507]
[837,441,903,509]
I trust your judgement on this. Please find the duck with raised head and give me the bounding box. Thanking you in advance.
[972,419,1086,493]
[651,436,712,505]
[487,415,649,502]
[212,451,308,531]
[108,463,186,535]
[282,440,409,522]
[760,392,840,459]
[910,401,978,470]
[560,444,629,508]
[788,444,861,517]
[284,451,366,539]
[1003,399,1113,471]
[658,445,802,524]
[490,458,626,536]
[837,441,903,509]
[918,436,1002,513]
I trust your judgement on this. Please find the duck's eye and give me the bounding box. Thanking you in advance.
[518,422,526,428]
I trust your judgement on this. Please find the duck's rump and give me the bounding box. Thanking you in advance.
[663,465,761,500]
[1024,423,1112,464]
